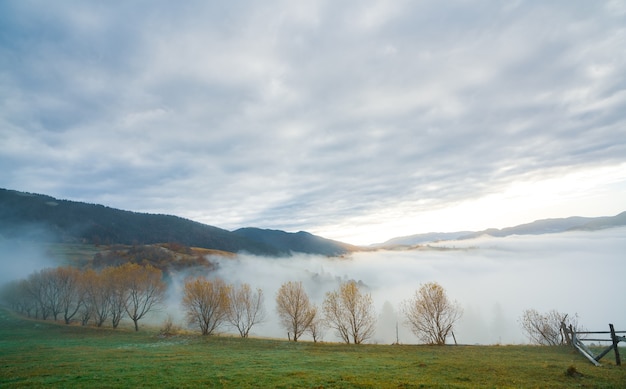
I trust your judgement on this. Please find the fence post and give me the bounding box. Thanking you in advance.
[561,322,571,346]
[569,325,576,345]
[609,324,621,366]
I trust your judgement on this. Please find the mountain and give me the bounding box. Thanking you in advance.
[373,231,473,247]
[379,211,626,248]
[458,212,626,240]
[233,227,357,256]
[0,188,353,257]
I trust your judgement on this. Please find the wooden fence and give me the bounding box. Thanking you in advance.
[561,323,626,366]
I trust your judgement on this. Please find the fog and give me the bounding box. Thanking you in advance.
[2,227,624,344]
[0,236,57,286]
[203,227,626,344]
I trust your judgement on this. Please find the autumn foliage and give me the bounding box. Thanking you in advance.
[2,264,166,331]
[402,282,462,345]
[323,280,377,344]
[275,281,316,342]
[181,277,266,336]
[182,277,230,335]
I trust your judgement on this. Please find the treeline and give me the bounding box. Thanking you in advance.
[181,278,464,345]
[1,264,165,331]
[1,262,584,346]
[1,264,467,345]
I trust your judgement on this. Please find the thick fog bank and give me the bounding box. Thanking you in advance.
[208,228,626,344]
[0,239,56,286]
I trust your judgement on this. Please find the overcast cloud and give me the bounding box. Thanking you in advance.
[1,1,625,244]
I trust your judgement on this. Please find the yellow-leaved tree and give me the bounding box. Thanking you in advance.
[182,276,230,335]
[120,263,166,331]
[323,280,376,344]
[402,282,462,345]
[275,281,316,341]
[227,283,266,338]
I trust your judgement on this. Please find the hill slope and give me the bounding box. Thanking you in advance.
[0,188,352,256]
[233,227,357,256]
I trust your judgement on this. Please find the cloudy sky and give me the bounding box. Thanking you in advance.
[1,1,625,245]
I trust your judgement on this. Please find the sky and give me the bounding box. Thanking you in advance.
[1,1,625,245]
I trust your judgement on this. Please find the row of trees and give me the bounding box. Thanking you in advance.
[273,280,462,345]
[2,265,465,345]
[180,278,463,345]
[181,277,266,337]
[1,264,166,331]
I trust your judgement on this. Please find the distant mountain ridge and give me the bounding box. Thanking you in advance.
[378,211,626,248]
[459,212,626,240]
[0,188,354,257]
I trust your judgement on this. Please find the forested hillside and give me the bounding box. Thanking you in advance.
[0,188,353,256]
[233,228,357,256]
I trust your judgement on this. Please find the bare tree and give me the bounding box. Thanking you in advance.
[54,267,84,324]
[182,276,230,335]
[121,263,166,331]
[402,282,462,345]
[227,283,266,338]
[307,304,324,343]
[28,271,50,320]
[0,280,37,318]
[24,268,61,320]
[275,281,315,341]
[323,280,377,344]
[520,309,579,345]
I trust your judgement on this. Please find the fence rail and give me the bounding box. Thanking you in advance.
[561,323,624,366]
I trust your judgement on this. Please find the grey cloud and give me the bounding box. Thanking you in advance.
[1,1,625,239]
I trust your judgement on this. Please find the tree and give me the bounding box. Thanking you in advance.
[23,271,49,319]
[323,280,377,344]
[0,280,37,318]
[402,282,462,345]
[80,269,100,326]
[30,268,63,321]
[182,277,230,335]
[227,283,266,338]
[121,263,166,331]
[103,266,127,329]
[275,281,315,341]
[307,304,324,343]
[520,309,579,345]
[81,269,113,327]
[54,267,84,324]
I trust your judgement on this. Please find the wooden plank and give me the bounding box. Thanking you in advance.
[573,340,602,366]
[561,322,572,346]
[571,331,601,366]
[582,338,613,342]
[594,345,615,362]
[610,324,621,366]
[575,330,626,334]
[574,331,612,334]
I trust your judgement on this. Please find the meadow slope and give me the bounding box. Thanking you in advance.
[1,308,624,388]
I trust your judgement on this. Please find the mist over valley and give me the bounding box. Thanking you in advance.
[208,228,626,345]
[1,188,624,345]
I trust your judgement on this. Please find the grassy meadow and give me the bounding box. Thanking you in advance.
[1,308,624,388]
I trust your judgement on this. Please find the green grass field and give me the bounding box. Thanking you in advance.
[1,308,624,388]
